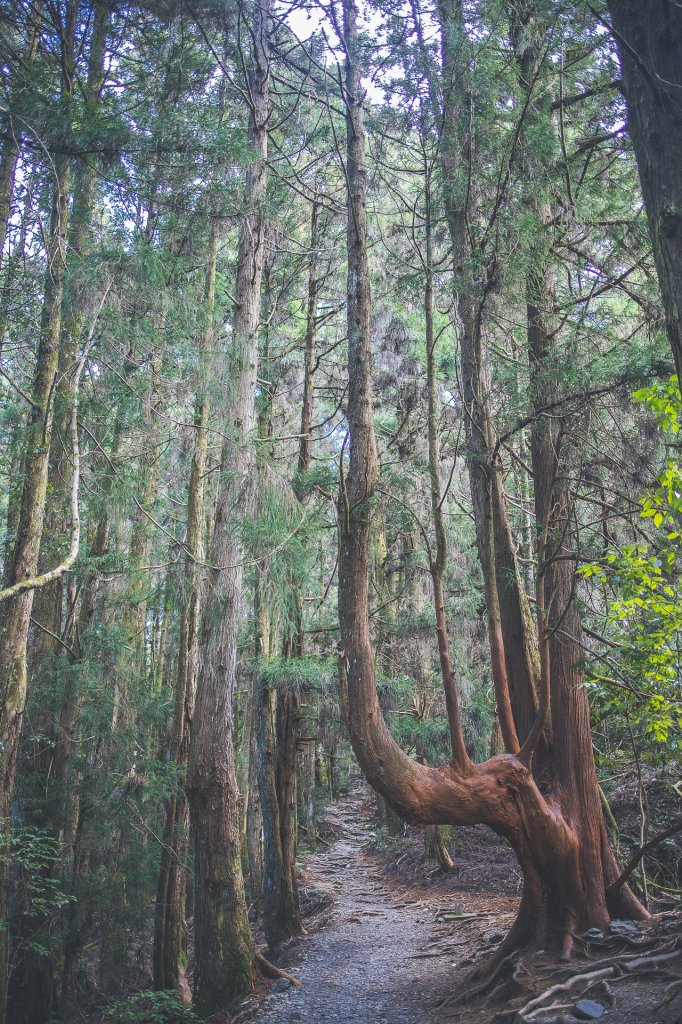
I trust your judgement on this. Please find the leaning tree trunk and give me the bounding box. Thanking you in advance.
[606,0,682,382]
[186,0,276,1011]
[337,0,646,971]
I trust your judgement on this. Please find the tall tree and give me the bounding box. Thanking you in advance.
[186,0,279,1010]
[153,213,218,998]
[605,0,682,381]
[0,5,78,1016]
[337,0,647,968]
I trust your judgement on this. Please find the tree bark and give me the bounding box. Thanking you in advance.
[30,0,109,665]
[336,0,647,968]
[153,217,217,998]
[186,0,273,1010]
[424,171,470,771]
[0,8,39,291]
[246,702,264,915]
[0,6,77,1017]
[606,0,682,381]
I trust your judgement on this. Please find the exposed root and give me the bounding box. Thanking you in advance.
[655,977,682,1011]
[490,941,682,1024]
[435,950,520,1009]
[509,965,614,1022]
[255,952,302,987]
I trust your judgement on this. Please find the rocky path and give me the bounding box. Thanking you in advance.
[248,790,682,1024]
[252,792,478,1024]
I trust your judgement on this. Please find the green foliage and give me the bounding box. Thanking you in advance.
[389,713,451,764]
[258,656,336,693]
[365,826,404,855]
[581,377,682,748]
[1,825,74,963]
[102,991,198,1024]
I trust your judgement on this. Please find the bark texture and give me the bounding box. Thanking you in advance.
[0,8,78,1017]
[336,0,647,969]
[606,0,682,381]
[153,220,217,998]
[186,0,272,1011]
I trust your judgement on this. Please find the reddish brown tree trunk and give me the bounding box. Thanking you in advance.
[336,0,647,970]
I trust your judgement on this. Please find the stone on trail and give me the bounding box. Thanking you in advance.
[608,919,638,937]
[581,927,604,941]
[573,999,606,1020]
[273,978,292,993]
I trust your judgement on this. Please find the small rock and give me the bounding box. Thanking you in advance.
[574,999,606,1020]
[609,919,638,937]
[272,978,291,993]
[483,928,507,945]
[581,927,604,941]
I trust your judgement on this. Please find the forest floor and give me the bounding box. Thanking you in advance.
[242,783,682,1024]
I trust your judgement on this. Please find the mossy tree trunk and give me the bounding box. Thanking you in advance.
[0,6,78,1019]
[153,216,217,998]
[186,0,274,1011]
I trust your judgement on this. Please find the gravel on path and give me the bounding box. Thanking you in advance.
[253,793,458,1024]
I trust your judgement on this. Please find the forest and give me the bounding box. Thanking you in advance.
[0,0,681,1022]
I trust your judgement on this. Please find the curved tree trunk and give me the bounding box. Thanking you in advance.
[337,0,646,969]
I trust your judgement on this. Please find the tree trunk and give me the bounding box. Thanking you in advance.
[274,683,303,940]
[255,675,289,948]
[512,0,645,937]
[606,0,682,381]
[186,0,273,1010]
[336,0,647,969]
[246,703,264,915]
[30,0,109,663]
[424,172,470,771]
[57,440,121,1016]
[0,11,38,287]
[425,825,455,871]
[11,15,111,1011]
[301,740,316,851]
[153,216,216,998]
[0,7,77,1017]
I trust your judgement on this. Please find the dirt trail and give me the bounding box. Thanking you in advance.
[253,790,482,1024]
[250,789,682,1024]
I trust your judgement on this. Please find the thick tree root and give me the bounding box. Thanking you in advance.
[255,951,302,987]
[490,940,682,1024]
